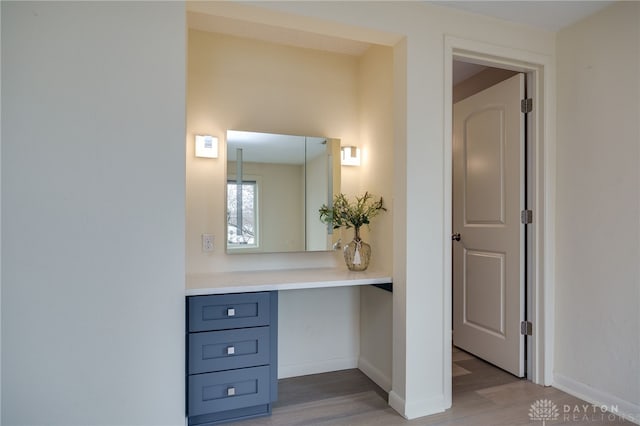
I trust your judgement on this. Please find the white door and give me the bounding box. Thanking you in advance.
[452,73,525,377]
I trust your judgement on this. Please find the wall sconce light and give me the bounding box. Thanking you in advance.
[341,146,361,166]
[195,135,218,158]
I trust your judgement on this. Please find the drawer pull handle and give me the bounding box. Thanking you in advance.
[226,346,235,355]
[226,308,236,317]
[227,387,236,396]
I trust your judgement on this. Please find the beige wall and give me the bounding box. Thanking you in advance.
[187,30,396,378]
[187,29,361,272]
[357,45,395,391]
[556,1,640,417]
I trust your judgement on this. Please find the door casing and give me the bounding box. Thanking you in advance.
[443,35,556,409]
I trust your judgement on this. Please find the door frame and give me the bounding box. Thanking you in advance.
[443,36,556,405]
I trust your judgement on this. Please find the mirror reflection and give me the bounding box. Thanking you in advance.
[226,130,341,254]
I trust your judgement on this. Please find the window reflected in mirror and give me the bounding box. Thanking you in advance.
[226,180,257,248]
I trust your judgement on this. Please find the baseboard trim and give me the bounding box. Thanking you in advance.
[388,390,406,417]
[388,390,447,420]
[553,373,640,425]
[358,356,391,392]
[278,357,358,379]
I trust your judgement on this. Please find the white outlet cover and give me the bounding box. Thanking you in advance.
[202,234,214,252]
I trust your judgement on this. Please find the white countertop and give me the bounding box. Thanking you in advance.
[185,268,392,296]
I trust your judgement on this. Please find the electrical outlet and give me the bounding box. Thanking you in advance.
[202,234,214,252]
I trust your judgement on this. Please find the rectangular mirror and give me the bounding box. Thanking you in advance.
[226,130,341,254]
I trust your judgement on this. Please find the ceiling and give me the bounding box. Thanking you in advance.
[453,61,489,85]
[429,1,613,32]
[441,1,614,84]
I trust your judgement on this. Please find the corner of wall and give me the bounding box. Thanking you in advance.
[388,390,447,420]
[353,43,395,396]
[391,35,408,412]
[358,356,391,392]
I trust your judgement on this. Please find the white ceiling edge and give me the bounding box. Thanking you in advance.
[428,1,615,32]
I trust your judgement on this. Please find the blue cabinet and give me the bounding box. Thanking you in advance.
[187,292,278,425]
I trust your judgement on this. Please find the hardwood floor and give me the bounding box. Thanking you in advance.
[230,347,630,425]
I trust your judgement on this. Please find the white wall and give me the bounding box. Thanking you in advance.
[555,2,640,419]
[2,2,186,425]
[279,287,360,377]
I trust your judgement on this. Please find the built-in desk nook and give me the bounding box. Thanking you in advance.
[185,268,392,425]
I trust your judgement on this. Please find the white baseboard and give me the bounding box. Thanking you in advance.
[278,357,358,379]
[388,390,406,418]
[388,390,447,420]
[553,373,640,425]
[358,356,392,392]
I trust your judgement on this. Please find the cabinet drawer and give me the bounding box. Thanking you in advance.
[188,366,270,417]
[188,327,270,374]
[188,293,271,332]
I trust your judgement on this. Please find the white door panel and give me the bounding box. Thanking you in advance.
[464,108,505,225]
[464,249,505,337]
[453,73,525,377]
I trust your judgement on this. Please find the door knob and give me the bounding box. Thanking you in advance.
[452,233,461,241]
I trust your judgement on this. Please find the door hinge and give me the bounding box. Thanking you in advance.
[521,98,533,114]
[521,321,533,336]
[521,209,533,224]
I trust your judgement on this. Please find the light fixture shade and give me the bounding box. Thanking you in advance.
[341,146,361,166]
[195,135,218,158]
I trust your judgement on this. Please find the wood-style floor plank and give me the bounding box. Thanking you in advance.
[228,349,630,425]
